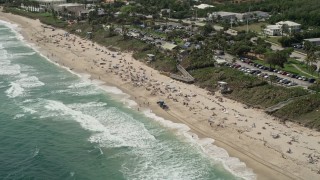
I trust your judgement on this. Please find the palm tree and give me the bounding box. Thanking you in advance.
[306,51,317,73]
[260,24,266,37]
[121,24,128,40]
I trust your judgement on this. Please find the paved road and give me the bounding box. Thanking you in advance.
[269,43,306,61]
[269,42,320,71]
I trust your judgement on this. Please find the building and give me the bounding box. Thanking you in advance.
[34,0,66,9]
[102,0,114,3]
[233,0,263,4]
[264,25,282,36]
[147,54,155,61]
[276,21,301,34]
[208,10,269,22]
[304,38,320,46]
[161,43,178,51]
[193,4,214,9]
[245,11,269,20]
[54,3,86,18]
[211,11,240,21]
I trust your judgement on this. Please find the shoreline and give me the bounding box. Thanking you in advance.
[1,9,320,180]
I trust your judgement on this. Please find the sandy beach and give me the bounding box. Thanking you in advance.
[1,9,320,180]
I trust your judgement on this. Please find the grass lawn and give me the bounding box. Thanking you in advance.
[253,58,318,78]
[174,37,184,46]
[265,36,282,45]
[233,22,268,33]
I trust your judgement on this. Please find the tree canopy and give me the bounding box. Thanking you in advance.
[216,0,320,27]
[265,49,292,68]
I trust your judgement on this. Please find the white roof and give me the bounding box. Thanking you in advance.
[266,25,281,30]
[58,3,84,7]
[162,43,177,50]
[276,21,301,26]
[35,0,66,2]
[216,59,227,64]
[218,81,228,85]
[304,38,320,42]
[215,11,240,17]
[194,4,214,9]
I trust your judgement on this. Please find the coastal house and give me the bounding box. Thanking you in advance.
[304,38,320,46]
[276,21,301,34]
[147,54,155,62]
[250,11,270,20]
[264,25,282,36]
[128,32,141,38]
[160,9,171,18]
[209,10,269,23]
[161,43,178,51]
[193,4,215,9]
[183,42,191,49]
[114,11,122,17]
[225,29,238,36]
[34,0,66,9]
[102,0,115,3]
[87,7,105,16]
[211,11,239,21]
[54,3,87,18]
[210,11,251,22]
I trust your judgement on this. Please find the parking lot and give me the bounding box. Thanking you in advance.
[219,53,315,88]
[231,59,315,87]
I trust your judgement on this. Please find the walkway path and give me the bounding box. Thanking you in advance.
[292,64,317,78]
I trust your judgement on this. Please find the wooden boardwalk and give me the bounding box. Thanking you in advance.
[170,65,195,83]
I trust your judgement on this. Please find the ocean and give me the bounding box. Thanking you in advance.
[0,20,255,180]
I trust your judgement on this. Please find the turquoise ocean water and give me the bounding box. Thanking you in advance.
[0,21,254,180]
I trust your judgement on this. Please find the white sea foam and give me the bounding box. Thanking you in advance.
[100,85,125,95]
[21,106,37,114]
[0,35,17,41]
[15,75,44,88]
[0,49,11,59]
[22,99,37,103]
[98,85,138,108]
[0,40,23,49]
[68,102,107,109]
[0,61,21,76]
[32,147,40,158]
[0,20,24,41]
[5,82,24,98]
[0,50,21,75]
[143,110,256,180]
[12,52,36,57]
[40,100,201,179]
[56,70,256,179]
[42,100,155,148]
[5,75,45,98]
[67,81,91,89]
[0,27,10,30]
[13,114,25,119]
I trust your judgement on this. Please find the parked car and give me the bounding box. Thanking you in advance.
[309,78,316,83]
[301,76,308,81]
